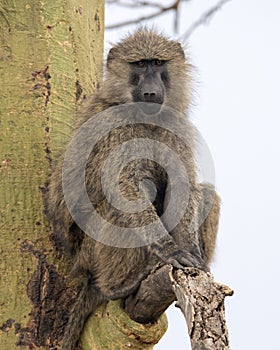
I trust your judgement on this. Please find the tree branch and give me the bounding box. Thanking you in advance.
[106,0,164,9]
[124,265,233,349]
[171,268,233,349]
[106,0,181,30]
[106,0,230,39]
[181,0,232,41]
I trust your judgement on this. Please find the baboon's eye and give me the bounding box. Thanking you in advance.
[137,60,146,68]
[155,60,164,66]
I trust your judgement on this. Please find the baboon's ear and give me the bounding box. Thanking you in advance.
[107,47,117,67]
[175,42,185,58]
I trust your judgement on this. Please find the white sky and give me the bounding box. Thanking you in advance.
[105,1,280,349]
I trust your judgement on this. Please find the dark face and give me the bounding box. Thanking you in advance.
[129,60,169,105]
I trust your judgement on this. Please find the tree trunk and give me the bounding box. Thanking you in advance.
[0,1,103,348]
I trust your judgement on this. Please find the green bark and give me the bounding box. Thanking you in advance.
[82,301,167,350]
[0,1,103,348]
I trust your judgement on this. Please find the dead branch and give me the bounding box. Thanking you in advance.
[181,0,232,41]
[170,268,233,350]
[106,0,181,30]
[124,265,233,349]
[106,0,231,39]
[106,0,164,9]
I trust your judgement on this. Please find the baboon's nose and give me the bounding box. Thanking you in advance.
[143,91,157,102]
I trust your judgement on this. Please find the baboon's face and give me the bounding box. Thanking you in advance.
[129,60,169,105]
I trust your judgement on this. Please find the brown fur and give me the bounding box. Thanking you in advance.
[77,29,192,126]
[45,29,220,350]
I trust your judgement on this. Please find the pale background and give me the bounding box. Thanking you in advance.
[104,1,280,349]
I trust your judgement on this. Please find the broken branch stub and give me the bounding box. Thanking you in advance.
[170,267,233,350]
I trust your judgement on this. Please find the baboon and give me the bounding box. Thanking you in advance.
[46,29,220,350]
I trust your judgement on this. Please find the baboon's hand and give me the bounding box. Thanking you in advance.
[151,240,208,271]
[167,250,209,271]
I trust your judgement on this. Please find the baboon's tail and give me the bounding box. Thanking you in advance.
[61,281,105,350]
